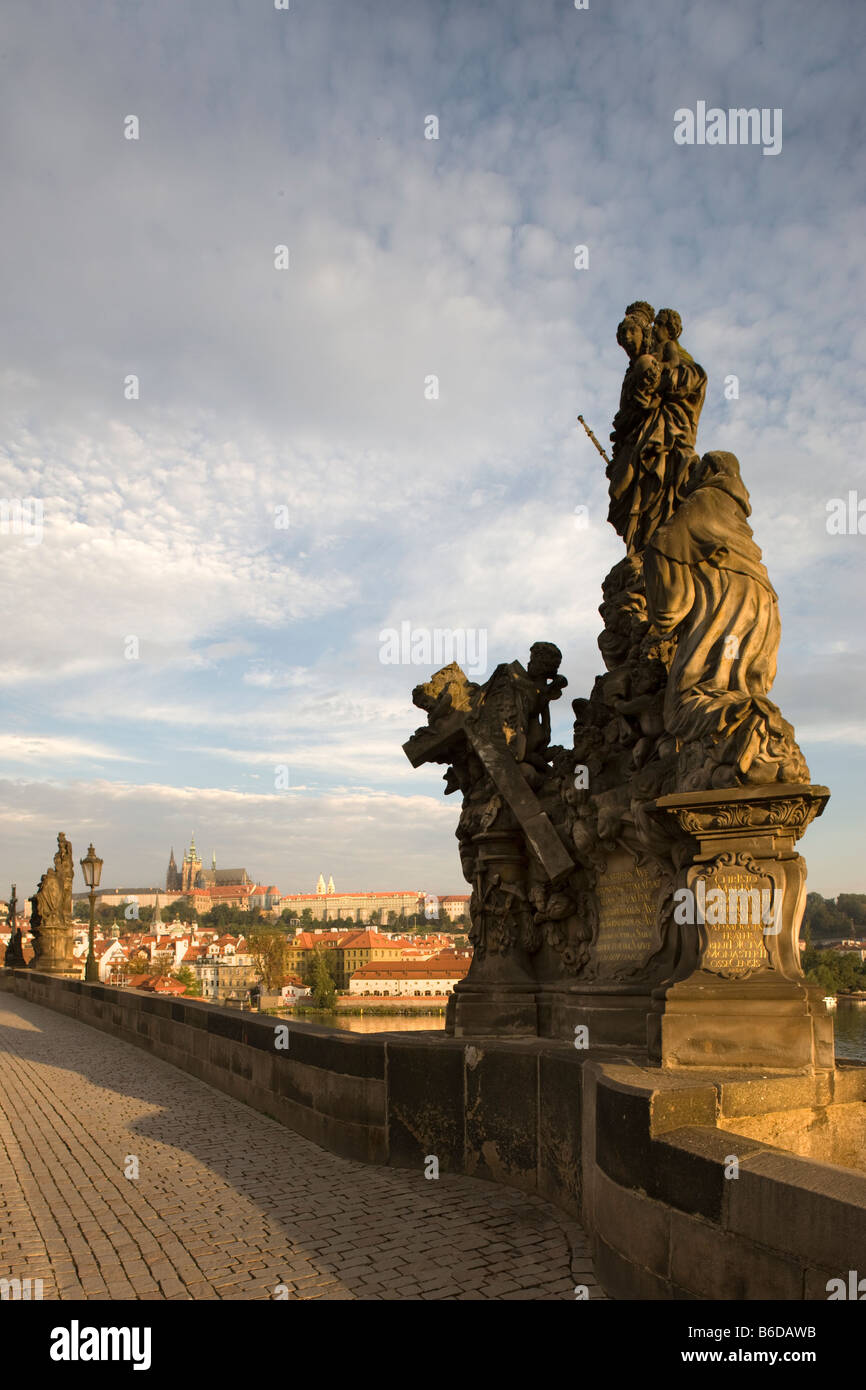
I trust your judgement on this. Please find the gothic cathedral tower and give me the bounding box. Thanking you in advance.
[166,848,181,892]
[182,835,203,892]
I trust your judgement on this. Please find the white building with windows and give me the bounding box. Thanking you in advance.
[348,959,468,998]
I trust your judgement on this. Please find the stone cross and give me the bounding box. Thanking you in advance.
[403,661,574,882]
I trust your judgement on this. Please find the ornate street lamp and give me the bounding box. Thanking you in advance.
[80,844,103,983]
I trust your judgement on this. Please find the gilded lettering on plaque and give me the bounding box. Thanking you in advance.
[699,866,772,979]
[593,848,662,977]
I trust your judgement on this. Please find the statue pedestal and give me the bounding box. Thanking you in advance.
[540,983,653,1047]
[32,920,81,977]
[648,973,834,1070]
[446,982,538,1037]
[647,783,833,1071]
[4,933,27,970]
[538,842,676,1045]
[446,829,538,1037]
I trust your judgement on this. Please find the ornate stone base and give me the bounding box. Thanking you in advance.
[445,827,540,1037]
[538,983,651,1046]
[3,936,27,970]
[445,982,538,1037]
[649,783,832,1071]
[647,972,834,1070]
[31,922,81,976]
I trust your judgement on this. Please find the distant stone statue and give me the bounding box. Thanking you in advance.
[4,885,25,968]
[30,832,79,976]
[55,832,74,919]
[644,451,809,789]
[33,868,63,923]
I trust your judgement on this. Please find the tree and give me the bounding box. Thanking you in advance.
[801,893,854,941]
[171,965,201,997]
[803,947,866,994]
[127,952,153,977]
[300,949,338,987]
[203,903,233,929]
[309,951,337,1010]
[301,908,314,924]
[836,894,866,928]
[247,929,290,992]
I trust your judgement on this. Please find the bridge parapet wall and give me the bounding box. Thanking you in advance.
[4,969,865,1300]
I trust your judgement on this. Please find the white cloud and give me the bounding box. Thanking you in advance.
[0,735,141,767]
[0,0,864,895]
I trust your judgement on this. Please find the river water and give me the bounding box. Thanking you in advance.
[831,999,866,1063]
[290,1013,446,1033]
[286,1002,866,1054]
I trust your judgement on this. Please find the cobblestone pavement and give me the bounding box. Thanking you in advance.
[0,994,603,1301]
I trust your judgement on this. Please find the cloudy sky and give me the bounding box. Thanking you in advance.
[0,0,864,900]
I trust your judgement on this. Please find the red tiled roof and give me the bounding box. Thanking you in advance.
[94,939,124,958]
[351,960,469,980]
[188,886,250,900]
[149,976,187,995]
[289,932,352,949]
[280,891,425,901]
[340,931,400,950]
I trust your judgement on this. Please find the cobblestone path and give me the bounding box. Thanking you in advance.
[0,994,603,1300]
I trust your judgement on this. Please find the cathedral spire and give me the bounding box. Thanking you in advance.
[166,847,179,892]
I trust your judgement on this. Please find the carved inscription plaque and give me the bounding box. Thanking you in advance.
[593,849,661,976]
[700,870,770,978]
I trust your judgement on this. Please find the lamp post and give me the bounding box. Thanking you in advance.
[80,844,103,983]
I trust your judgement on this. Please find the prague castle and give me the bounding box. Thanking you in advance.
[166,836,251,894]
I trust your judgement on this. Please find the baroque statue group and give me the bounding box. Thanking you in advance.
[4,831,79,975]
[405,302,832,1068]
